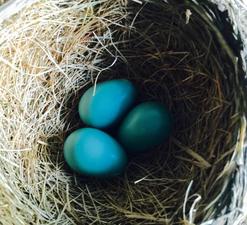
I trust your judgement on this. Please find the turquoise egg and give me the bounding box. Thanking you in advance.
[79,79,137,129]
[64,128,128,177]
[118,102,172,153]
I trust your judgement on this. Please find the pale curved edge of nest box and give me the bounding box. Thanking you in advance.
[199,1,247,225]
[0,0,39,24]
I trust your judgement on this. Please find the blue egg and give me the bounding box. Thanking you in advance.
[79,79,137,129]
[63,128,128,177]
[118,102,172,153]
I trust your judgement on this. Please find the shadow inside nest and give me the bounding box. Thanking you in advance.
[47,0,244,224]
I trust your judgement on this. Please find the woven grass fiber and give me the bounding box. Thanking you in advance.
[0,0,247,225]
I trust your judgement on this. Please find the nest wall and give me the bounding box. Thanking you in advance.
[0,0,246,225]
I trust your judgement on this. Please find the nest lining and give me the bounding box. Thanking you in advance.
[0,0,245,225]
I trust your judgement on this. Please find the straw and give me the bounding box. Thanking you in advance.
[0,0,246,224]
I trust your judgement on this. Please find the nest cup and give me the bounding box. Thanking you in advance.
[0,0,246,225]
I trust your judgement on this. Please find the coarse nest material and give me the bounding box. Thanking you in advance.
[0,0,246,225]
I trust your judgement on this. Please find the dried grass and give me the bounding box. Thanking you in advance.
[0,0,246,225]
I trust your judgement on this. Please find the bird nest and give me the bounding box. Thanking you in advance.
[0,0,246,225]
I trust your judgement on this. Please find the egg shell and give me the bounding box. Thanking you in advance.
[118,101,172,153]
[79,79,137,129]
[64,128,128,177]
